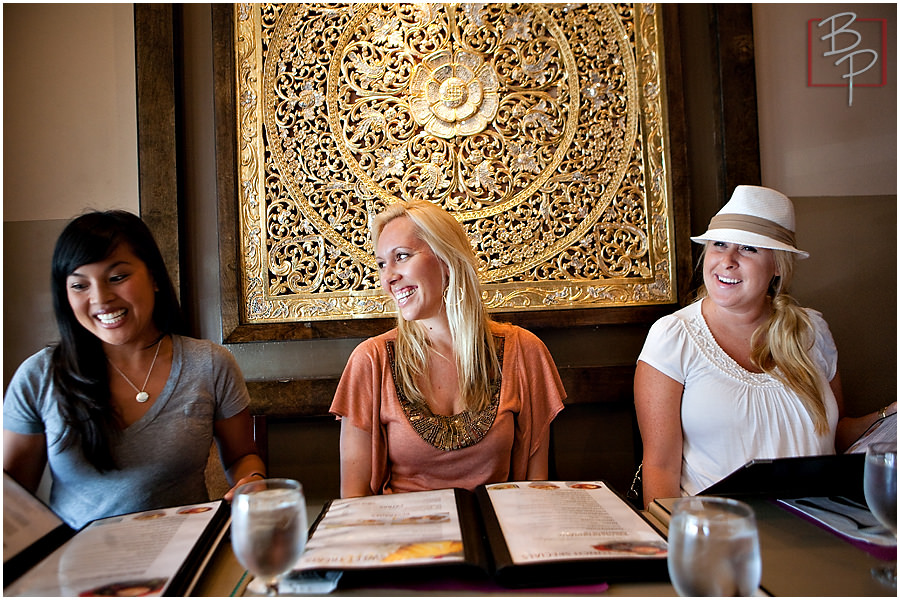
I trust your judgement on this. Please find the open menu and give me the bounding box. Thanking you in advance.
[846,412,896,454]
[3,472,229,596]
[777,496,895,551]
[295,481,668,587]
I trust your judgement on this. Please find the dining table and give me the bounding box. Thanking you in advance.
[191,495,895,597]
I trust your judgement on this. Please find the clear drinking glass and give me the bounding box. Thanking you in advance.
[231,478,308,596]
[864,442,897,588]
[667,496,762,596]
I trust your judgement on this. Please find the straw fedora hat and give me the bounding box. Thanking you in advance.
[691,185,809,259]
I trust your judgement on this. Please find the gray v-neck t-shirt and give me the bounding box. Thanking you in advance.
[4,335,249,528]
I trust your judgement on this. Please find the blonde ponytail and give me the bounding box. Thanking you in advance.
[697,246,829,433]
[750,293,828,433]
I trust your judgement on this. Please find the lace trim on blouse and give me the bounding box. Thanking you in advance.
[683,308,781,387]
[386,336,505,452]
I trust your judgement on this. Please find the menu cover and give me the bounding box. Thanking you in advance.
[294,481,668,588]
[3,472,229,597]
[700,453,866,501]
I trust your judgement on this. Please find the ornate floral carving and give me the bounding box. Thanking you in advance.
[234,3,676,322]
[408,49,500,138]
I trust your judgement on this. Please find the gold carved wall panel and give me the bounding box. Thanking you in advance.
[234,3,676,323]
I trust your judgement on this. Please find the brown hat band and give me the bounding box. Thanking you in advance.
[708,214,796,247]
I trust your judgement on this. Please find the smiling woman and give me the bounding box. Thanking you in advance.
[330,200,566,498]
[2,211,266,529]
[65,243,162,362]
[374,217,448,328]
[633,186,894,509]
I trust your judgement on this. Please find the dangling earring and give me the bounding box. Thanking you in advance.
[443,280,463,308]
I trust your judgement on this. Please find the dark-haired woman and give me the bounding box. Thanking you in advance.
[3,211,265,528]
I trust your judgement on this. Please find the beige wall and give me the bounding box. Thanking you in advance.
[3,3,138,384]
[3,3,139,221]
[791,195,896,405]
[754,3,896,196]
[753,4,897,412]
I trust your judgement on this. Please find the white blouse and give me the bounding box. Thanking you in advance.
[638,299,839,496]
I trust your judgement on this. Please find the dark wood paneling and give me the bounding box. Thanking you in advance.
[252,414,269,470]
[227,306,677,343]
[661,4,695,306]
[558,365,637,405]
[134,4,181,294]
[671,4,761,291]
[247,378,340,418]
[210,5,242,345]
[246,364,637,418]
[714,4,762,192]
[227,319,395,344]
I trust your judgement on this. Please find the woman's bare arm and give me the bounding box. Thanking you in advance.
[339,418,375,498]
[3,430,47,493]
[213,409,267,501]
[634,361,684,509]
[525,436,551,481]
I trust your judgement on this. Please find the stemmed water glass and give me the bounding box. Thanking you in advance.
[864,442,897,588]
[231,478,308,596]
[666,496,762,596]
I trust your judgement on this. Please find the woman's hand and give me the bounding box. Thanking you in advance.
[223,470,266,502]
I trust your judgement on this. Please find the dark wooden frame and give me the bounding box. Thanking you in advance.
[135,4,761,345]
[208,4,693,343]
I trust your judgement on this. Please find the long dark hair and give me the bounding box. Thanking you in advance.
[50,211,185,471]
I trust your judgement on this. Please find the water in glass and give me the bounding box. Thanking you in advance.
[232,478,307,595]
[864,445,897,535]
[667,496,761,596]
[864,443,897,587]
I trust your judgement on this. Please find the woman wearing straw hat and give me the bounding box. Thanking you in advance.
[634,185,894,508]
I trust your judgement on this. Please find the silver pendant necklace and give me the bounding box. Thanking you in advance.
[108,339,162,403]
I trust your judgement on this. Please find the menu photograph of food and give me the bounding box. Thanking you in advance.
[292,481,669,587]
[5,500,225,597]
[295,489,467,570]
[483,481,667,564]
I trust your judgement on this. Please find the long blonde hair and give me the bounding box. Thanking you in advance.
[698,247,828,433]
[371,200,499,412]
